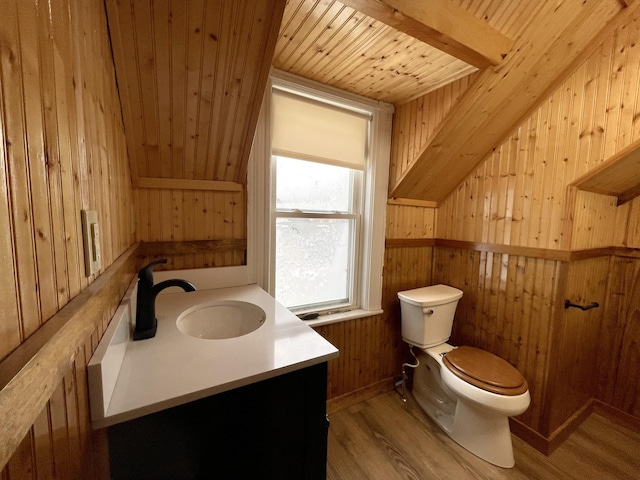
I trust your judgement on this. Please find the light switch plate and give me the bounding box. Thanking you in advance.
[81,209,101,276]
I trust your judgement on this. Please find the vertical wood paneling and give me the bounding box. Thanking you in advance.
[615,195,640,248]
[0,0,133,353]
[0,0,133,476]
[432,247,558,431]
[273,0,477,105]
[570,190,619,249]
[419,4,640,442]
[389,74,475,188]
[385,204,435,239]
[106,0,286,185]
[314,245,433,402]
[135,188,246,270]
[433,10,640,249]
[598,255,640,417]
[547,257,609,433]
[1,0,42,345]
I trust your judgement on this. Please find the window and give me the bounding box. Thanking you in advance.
[274,156,360,311]
[248,70,393,325]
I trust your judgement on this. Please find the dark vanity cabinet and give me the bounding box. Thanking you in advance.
[108,362,329,480]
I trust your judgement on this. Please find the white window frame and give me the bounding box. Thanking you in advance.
[273,158,362,313]
[248,69,393,326]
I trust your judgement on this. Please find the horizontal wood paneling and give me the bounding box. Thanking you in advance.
[0,0,134,475]
[137,177,243,192]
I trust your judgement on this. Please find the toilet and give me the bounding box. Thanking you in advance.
[397,284,530,468]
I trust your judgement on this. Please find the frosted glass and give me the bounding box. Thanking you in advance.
[276,157,353,212]
[275,218,353,309]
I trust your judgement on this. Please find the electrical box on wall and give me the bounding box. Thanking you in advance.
[81,209,101,276]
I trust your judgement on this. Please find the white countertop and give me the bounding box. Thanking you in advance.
[89,279,339,429]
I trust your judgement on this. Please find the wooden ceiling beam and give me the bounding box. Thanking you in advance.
[340,0,513,68]
[390,0,631,203]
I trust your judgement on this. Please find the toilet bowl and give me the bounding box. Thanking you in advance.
[398,285,530,468]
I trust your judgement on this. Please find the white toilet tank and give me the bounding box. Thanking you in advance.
[398,284,463,348]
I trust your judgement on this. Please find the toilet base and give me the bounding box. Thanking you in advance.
[412,352,516,468]
[449,401,515,468]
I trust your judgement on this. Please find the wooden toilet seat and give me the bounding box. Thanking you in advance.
[442,346,529,396]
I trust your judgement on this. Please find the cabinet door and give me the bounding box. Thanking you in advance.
[108,362,328,480]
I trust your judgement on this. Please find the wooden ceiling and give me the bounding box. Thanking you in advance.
[273,0,544,104]
[105,0,286,187]
[273,0,481,105]
[106,0,635,202]
[390,0,629,202]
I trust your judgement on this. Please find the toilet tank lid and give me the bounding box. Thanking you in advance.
[397,284,463,307]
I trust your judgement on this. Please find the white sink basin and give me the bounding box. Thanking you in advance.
[176,301,266,339]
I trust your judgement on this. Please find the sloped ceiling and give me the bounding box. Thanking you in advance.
[389,0,630,202]
[105,0,286,186]
[106,0,633,202]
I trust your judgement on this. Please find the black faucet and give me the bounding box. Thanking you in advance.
[134,259,196,340]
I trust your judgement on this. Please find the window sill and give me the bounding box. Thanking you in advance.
[302,308,383,328]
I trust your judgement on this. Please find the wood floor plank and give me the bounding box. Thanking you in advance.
[327,391,640,480]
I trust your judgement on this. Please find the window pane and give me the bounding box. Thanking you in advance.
[275,217,353,310]
[275,156,353,212]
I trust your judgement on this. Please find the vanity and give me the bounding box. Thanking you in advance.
[88,267,339,480]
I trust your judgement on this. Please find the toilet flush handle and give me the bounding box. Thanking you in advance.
[425,308,434,316]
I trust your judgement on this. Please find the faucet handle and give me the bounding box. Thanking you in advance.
[138,259,168,282]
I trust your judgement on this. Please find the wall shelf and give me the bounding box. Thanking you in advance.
[571,138,640,205]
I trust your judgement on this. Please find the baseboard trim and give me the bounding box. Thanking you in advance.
[509,419,551,455]
[327,378,396,414]
[593,400,640,434]
[511,399,595,455]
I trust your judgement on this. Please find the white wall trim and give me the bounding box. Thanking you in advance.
[248,69,393,317]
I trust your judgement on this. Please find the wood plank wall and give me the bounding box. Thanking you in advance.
[432,247,559,432]
[315,204,435,410]
[615,195,640,247]
[436,11,640,249]
[4,2,637,475]
[135,188,246,270]
[598,253,640,418]
[0,0,134,477]
[105,0,286,186]
[570,190,619,249]
[389,74,476,190]
[547,256,610,434]
[400,5,640,448]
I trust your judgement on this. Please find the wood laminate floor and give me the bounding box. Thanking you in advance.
[327,391,640,479]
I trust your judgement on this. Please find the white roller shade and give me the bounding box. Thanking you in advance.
[272,89,369,170]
